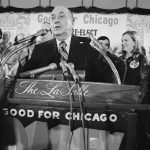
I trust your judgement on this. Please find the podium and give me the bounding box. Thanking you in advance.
[0,73,146,150]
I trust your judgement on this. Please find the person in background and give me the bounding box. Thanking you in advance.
[117,30,150,150]
[14,33,29,66]
[0,31,12,56]
[2,24,53,78]
[119,30,150,100]
[93,35,126,83]
[97,35,113,53]
[2,33,28,78]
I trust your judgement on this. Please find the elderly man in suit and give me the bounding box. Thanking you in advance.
[21,6,115,83]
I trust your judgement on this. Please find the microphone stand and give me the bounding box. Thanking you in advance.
[13,29,48,45]
[0,40,36,73]
[1,43,13,57]
[67,64,87,150]
[1,29,48,60]
[87,33,121,85]
[0,29,49,76]
[66,77,87,150]
[59,61,76,150]
[66,79,75,150]
[60,62,84,150]
[76,80,87,150]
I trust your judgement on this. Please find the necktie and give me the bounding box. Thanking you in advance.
[59,41,68,62]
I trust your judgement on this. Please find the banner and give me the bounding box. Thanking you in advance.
[73,13,127,48]
[29,12,127,48]
[0,13,30,43]
[0,12,150,59]
[30,13,51,34]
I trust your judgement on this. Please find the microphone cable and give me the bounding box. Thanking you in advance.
[66,79,76,150]
[76,81,88,150]
[60,61,75,150]
[67,63,87,150]
[121,59,127,84]
[120,52,127,84]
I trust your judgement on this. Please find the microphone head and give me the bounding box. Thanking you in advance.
[38,29,50,36]
[14,41,19,45]
[67,62,74,69]
[59,60,67,68]
[67,62,80,83]
[86,32,94,39]
[49,63,57,70]
[59,60,69,79]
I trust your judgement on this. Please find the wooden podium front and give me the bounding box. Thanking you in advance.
[0,78,144,150]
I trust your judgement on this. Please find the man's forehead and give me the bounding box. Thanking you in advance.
[99,39,109,43]
[51,6,70,15]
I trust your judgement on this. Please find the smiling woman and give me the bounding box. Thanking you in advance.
[119,31,150,90]
[118,30,150,150]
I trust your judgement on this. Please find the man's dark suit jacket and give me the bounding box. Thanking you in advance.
[21,35,115,83]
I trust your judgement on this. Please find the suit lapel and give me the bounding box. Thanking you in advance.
[68,35,80,62]
[51,38,58,52]
[51,38,61,66]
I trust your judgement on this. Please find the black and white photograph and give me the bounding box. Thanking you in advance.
[0,0,150,150]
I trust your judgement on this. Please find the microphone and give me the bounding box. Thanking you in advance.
[59,60,69,79]
[14,29,50,45]
[87,33,107,55]
[19,63,57,77]
[67,63,79,83]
